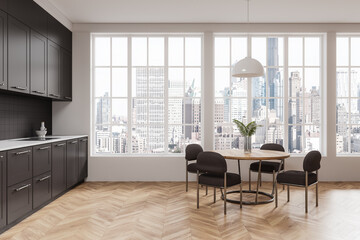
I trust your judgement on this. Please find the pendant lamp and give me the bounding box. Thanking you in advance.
[232,0,264,78]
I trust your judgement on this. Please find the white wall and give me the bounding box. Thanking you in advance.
[53,23,360,182]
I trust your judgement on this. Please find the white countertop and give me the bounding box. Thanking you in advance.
[0,135,88,152]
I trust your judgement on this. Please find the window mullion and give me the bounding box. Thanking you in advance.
[128,36,132,154]
[164,37,169,154]
[284,37,289,152]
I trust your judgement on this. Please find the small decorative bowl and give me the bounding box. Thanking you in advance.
[36,130,47,138]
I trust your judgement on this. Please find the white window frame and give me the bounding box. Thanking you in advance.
[91,33,204,157]
[213,33,326,156]
[336,34,360,156]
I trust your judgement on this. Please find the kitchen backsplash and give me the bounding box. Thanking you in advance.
[0,92,52,140]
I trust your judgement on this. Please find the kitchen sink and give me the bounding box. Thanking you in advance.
[16,137,59,141]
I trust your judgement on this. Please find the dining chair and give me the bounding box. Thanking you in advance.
[275,150,322,213]
[249,143,285,193]
[196,151,242,215]
[185,144,204,192]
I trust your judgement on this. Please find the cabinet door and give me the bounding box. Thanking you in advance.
[7,16,30,93]
[7,179,32,224]
[7,147,32,187]
[8,0,47,37]
[78,138,88,181]
[61,48,72,101]
[0,0,6,12]
[66,140,79,188]
[0,10,6,90]
[47,15,71,52]
[33,172,51,209]
[51,142,66,197]
[33,144,51,176]
[30,30,47,96]
[0,152,6,228]
[47,40,61,99]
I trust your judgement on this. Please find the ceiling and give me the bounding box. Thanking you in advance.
[47,0,360,24]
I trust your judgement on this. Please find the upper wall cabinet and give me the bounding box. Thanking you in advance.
[0,0,6,12]
[48,40,61,99]
[61,48,72,101]
[0,0,72,100]
[0,10,6,90]
[7,16,30,94]
[30,30,47,96]
[48,15,71,52]
[7,0,47,37]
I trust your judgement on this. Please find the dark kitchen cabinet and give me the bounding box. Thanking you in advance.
[30,30,47,96]
[33,172,51,209]
[33,144,51,177]
[78,138,88,181]
[47,15,71,52]
[7,16,30,93]
[0,0,6,12]
[7,179,32,224]
[51,142,66,197]
[7,0,47,37]
[0,152,6,228]
[7,147,32,187]
[0,10,6,90]
[47,40,61,99]
[66,139,79,188]
[61,48,72,101]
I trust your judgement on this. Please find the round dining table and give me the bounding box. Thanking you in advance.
[214,149,290,205]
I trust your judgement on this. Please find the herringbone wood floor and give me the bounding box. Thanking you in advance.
[1,182,360,240]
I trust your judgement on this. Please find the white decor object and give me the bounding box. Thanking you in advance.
[36,122,47,138]
[232,0,264,78]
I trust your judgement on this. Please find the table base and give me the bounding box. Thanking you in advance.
[221,190,274,205]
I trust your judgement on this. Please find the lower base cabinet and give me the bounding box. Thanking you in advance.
[1,136,88,232]
[33,172,52,209]
[0,152,6,228]
[7,179,32,224]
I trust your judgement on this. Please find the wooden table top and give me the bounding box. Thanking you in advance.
[214,149,290,160]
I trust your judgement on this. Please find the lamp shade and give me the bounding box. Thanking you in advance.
[232,57,264,78]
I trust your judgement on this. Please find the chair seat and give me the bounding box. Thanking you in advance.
[199,172,241,188]
[187,162,198,173]
[250,161,284,173]
[277,170,317,186]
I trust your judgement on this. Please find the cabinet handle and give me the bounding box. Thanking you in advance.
[39,146,51,150]
[38,175,51,182]
[56,143,65,147]
[0,83,4,86]
[15,150,31,155]
[65,97,72,100]
[70,141,78,144]
[12,86,27,91]
[15,184,31,192]
[49,94,60,98]
[81,139,87,142]
[32,90,45,94]
[0,155,3,158]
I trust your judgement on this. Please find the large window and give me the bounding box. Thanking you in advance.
[92,34,202,155]
[214,35,323,154]
[336,35,360,155]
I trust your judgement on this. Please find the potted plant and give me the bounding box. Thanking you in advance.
[233,119,262,153]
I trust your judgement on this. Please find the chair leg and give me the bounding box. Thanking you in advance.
[197,171,199,209]
[206,186,208,195]
[249,168,251,191]
[275,182,278,208]
[259,173,262,187]
[287,185,290,202]
[224,172,227,215]
[271,170,275,195]
[305,171,308,213]
[316,183,319,207]
[186,162,188,192]
[214,187,216,203]
[283,185,285,190]
[240,182,243,209]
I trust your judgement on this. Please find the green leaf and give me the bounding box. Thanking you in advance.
[233,119,261,137]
